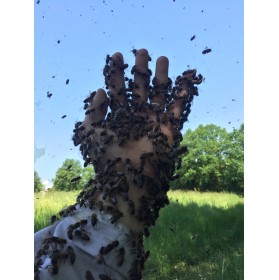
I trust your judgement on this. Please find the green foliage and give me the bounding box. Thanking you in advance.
[34,170,44,192]
[172,124,244,194]
[53,159,95,191]
[34,190,244,279]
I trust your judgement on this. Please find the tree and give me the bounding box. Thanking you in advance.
[171,124,244,194]
[53,159,95,191]
[34,171,44,192]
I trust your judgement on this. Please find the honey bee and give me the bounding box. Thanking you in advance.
[116,247,125,266]
[96,247,105,264]
[190,35,196,41]
[110,209,124,224]
[71,176,81,182]
[103,240,119,255]
[61,115,67,119]
[85,270,95,280]
[66,79,69,84]
[202,48,212,54]
[143,227,150,237]
[99,274,112,280]
[74,230,90,241]
[131,48,138,56]
[49,215,58,224]
[91,213,98,228]
[66,246,76,264]
[43,236,67,249]
[67,225,74,240]
[127,200,135,215]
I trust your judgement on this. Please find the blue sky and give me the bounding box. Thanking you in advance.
[34,0,244,182]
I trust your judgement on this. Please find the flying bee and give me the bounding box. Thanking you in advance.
[116,247,125,266]
[66,79,69,84]
[91,213,98,228]
[66,246,76,264]
[190,35,196,41]
[47,91,52,98]
[61,115,67,119]
[202,48,212,54]
[85,270,95,280]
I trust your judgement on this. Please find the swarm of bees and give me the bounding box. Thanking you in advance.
[36,51,203,279]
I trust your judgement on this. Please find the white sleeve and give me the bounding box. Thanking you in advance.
[34,206,145,280]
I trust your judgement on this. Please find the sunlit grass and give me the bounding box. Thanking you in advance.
[34,190,244,279]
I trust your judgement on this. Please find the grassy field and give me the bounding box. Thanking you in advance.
[34,190,244,280]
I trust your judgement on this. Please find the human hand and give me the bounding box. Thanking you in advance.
[72,48,203,231]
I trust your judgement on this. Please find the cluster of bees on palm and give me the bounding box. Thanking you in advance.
[35,50,203,280]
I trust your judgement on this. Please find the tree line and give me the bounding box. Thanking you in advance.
[34,124,244,195]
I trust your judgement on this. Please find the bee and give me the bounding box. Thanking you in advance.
[125,158,133,172]
[120,63,129,70]
[66,246,76,264]
[116,247,125,266]
[202,48,212,54]
[49,215,58,224]
[62,115,67,119]
[50,263,59,275]
[85,108,96,115]
[67,224,74,240]
[99,274,112,280]
[66,79,69,84]
[43,236,67,249]
[110,209,124,224]
[96,246,105,264]
[127,200,135,215]
[190,35,196,41]
[91,213,98,228]
[47,91,52,98]
[170,174,180,181]
[67,164,72,170]
[75,121,83,128]
[83,91,96,103]
[80,219,88,230]
[131,48,138,56]
[57,40,61,44]
[143,227,150,237]
[105,54,111,64]
[103,240,119,254]
[96,201,104,211]
[71,176,81,182]
[85,270,95,280]
[74,230,90,241]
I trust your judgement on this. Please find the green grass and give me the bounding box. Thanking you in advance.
[34,190,244,279]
